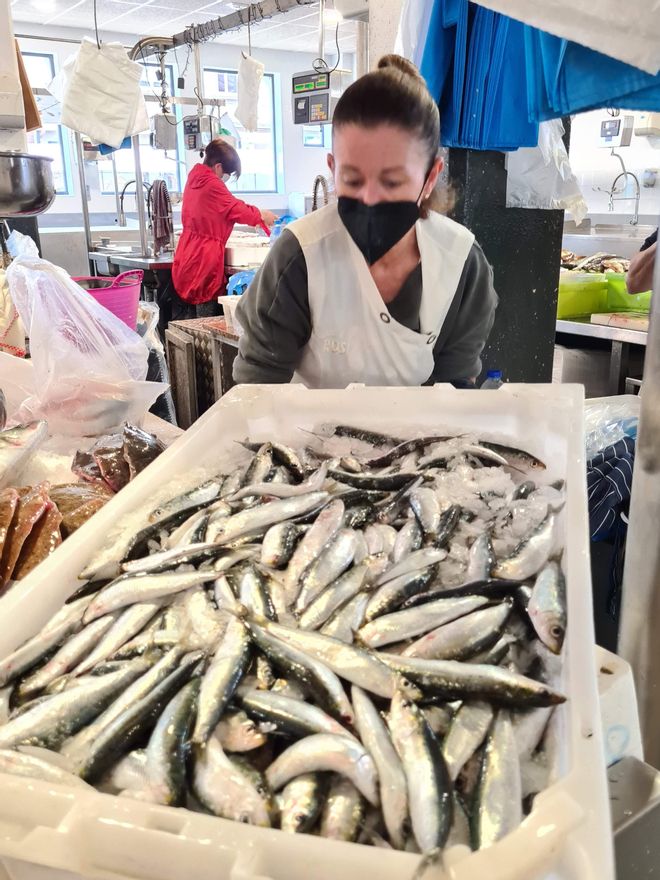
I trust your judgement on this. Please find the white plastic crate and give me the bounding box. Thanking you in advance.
[0,384,613,880]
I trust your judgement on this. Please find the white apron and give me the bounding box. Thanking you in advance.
[289,204,475,389]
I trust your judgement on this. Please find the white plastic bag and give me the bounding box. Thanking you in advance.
[58,39,149,148]
[235,54,264,132]
[6,255,166,435]
[506,119,588,224]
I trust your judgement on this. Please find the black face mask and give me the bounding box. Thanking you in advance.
[337,173,430,265]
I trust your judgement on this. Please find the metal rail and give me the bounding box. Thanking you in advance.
[618,221,660,767]
[131,0,314,59]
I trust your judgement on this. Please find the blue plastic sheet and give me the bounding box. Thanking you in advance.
[417,0,660,150]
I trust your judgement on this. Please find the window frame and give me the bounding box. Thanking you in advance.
[99,61,184,196]
[202,66,281,195]
[22,51,72,197]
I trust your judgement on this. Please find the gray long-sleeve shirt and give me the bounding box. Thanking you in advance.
[234,227,497,386]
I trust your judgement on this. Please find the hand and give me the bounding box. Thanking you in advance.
[260,209,278,227]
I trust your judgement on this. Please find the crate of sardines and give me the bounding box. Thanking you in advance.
[0,384,611,880]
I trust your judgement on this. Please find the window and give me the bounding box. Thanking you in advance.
[21,52,71,195]
[98,63,183,196]
[202,67,279,193]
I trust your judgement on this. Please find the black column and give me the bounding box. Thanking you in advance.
[448,149,563,383]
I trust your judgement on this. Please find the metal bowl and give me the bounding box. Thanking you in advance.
[0,151,56,216]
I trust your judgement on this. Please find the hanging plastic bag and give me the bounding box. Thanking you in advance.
[57,39,149,149]
[505,118,588,224]
[235,54,264,132]
[6,253,166,436]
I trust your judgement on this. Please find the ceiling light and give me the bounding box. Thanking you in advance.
[323,8,343,24]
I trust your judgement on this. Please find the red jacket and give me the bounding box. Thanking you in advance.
[172,163,262,304]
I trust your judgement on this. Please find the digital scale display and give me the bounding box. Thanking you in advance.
[292,72,329,94]
[600,119,621,138]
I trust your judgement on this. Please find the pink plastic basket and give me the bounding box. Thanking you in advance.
[73,270,143,330]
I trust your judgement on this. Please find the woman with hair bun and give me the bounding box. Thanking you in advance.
[172,138,277,317]
[234,55,497,387]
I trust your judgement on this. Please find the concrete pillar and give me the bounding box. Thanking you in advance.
[368,0,404,66]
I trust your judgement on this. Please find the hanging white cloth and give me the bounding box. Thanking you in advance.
[235,53,264,132]
[288,204,474,389]
[394,0,436,68]
[58,39,149,148]
[470,0,660,75]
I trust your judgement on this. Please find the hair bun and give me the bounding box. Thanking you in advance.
[377,54,424,83]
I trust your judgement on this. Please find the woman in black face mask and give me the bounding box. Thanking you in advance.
[233,54,497,389]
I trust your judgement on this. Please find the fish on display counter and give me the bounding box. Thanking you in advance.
[0,424,568,863]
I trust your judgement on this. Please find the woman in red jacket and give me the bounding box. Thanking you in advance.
[171,139,276,317]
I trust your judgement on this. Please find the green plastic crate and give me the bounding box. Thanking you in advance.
[606,272,652,313]
[557,272,608,319]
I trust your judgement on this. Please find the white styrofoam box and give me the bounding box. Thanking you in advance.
[596,646,643,767]
[217,295,243,336]
[0,384,613,880]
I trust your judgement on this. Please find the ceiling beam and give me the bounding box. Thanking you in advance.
[133,0,317,56]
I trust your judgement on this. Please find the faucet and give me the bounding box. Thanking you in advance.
[118,180,152,227]
[593,150,641,226]
[312,174,329,212]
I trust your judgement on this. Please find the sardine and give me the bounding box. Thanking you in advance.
[442,701,494,781]
[320,775,365,841]
[280,773,325,834]
[473,711,522,849]
[239,688,355,740]
[146,678,199,806]
[295,529,358,611]
[388,691,453,852]
[193,738,273,827]
[403,600,514,661]
[266,733,379,806]
[83,570,216,623]
[284,499,345,605]
[492,515,556,581]
[214,492,329,545]
[527,562,567,654]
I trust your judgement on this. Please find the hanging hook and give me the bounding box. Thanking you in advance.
[248,3,253,56]
[93,0,101,49]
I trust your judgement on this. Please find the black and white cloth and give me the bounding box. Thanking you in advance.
[586,436,634,542]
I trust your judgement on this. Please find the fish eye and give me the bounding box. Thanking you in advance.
[551,625,563,638]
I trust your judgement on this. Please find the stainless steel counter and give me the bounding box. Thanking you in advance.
[557,318,648,347]
[88,251,174,272]
[556,318,647,395]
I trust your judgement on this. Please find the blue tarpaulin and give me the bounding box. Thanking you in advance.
[419,0,660,150]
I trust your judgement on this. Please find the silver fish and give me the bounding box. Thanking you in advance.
[352,685,407,849]
[146,678,199,806]
[473,710,522,849]
[283,499,345,605]
[18,615,118,698]
[193,738,273,827]
[358,595,489,649]
[280,773,325,834]
[320,775,365,841]
[0,595,93,688]
[374,548,447,587]
[466,534,495,582]
[442,701,494,781]
[295,529,358,611]
[193,616,251,744]
[492,514,556,581]
[388,691,453,852]
[214,492,329,545]
[392,520,423,563]
[230,461,329,502]
[322,592,370,643]
[82,570,216,623]
[72,603,161,675]
[513,706,553,761]
[0,660,148,750]
[260,523,304,569]
[215,709,268,752]
[0,748,92,789]
[380,655,566,708]
[298,563,369,631]
[409,488,442,540]
[403,600,514,661]
[121,542,224,575]
[266,733,379,806]
[528,561,567,654]
[261,621,400,700]
[238,687,355,740]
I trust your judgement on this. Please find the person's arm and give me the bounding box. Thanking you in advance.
[428,241,498,385]
[211,178,263,226]
[627,236,656,294]
[233,230,312,384]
